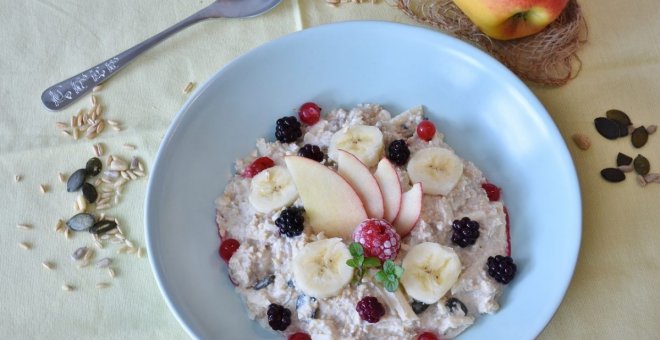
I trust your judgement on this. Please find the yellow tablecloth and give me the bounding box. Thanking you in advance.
[1,0,659,338]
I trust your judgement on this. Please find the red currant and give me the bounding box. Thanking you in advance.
[288,333,312,340]
[219,238,240,263]
[242,157,275,178]
[298,102,321,125]
[417,331,439,340]
[481,182,501,202]
[416,120,436,141]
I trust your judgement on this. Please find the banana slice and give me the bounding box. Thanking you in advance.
[248,165,298,213]
[407,147,463,196]
[400,242,462,304]
[292,238,354,299]
[328,125,384,168]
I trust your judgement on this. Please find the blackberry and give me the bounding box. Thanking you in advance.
[451,217,480,248]
[356,296,385,323]
[267,303,291,331]
[298,144,324,162]
[387,139,410,166]
[275,116,302,143]
[275,207,305,237]
[487,255,517,284]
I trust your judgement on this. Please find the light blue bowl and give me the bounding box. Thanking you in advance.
[146,21,581,340]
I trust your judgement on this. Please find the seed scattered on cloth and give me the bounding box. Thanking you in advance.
[633,154,650,175]
[62,284,74,291]
[637,175,647,187]
[93,84,103,92]
[89,219,117,235]
[183,82,195,94]
[571,133,591,150]
[66,213,96,231]
[601,168,625,183]
[108,267,116,278]
[616,152,633,166]
[95,282,110,289]
[96,258,112,269]
[647,125,658,135]
[39,184,48,193]
[617,164,634,173]
[42,261,55,270]
[594,117,620,140]
[606,109,632,126]
[14,175,22,182]
[82,183,98,203]
[67,169,87,192]
[71,247,89,261]
[16,224,32,230]
[19,242,31,250]
[631,126,649,148]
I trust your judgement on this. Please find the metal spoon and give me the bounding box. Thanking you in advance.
[41,0,282,111]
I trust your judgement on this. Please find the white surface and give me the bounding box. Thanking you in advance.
[145,21,581,339]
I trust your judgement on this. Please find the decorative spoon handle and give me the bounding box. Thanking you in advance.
[41,6,213,111]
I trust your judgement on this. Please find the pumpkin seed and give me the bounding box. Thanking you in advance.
[631,126,649,148]
[85,157,103,176]
[82,182,98,203]
[616,152,633,166]
[66,213,96,231]
[67,169,87,192]
[606,109,632,126]
[594,118,620,140]
[633,154,650,175]
[89,219,117,235]
[71,246,89,261]
[615,120,629,137]
[600,168,625,182]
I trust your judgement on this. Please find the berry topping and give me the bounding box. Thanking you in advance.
[504,206,511,256]
[416,120,436,142]
[356,296,385,323]
[387,139,410,166]
[352,219,401,262]
[298,102,322,125]
[275,207,305,237]
[275,116,302,143]
[487,255,517,284]
[298,144,324,162]
[243,157,275,178]
[288,332,312,340]
[451,217,480,248]
[417,332,439,340]
[267,303,291,331]
[219,238,240,263]
[481,182,501,201]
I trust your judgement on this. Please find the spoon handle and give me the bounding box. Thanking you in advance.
[41,6,213,111]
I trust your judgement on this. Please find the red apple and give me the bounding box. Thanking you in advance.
[374,158,402,223]
[452,0,569,40]
[392,183,423,236]
[337,150,385,219]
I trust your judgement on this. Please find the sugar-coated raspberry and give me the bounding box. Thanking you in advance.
[352,219,401,262]
[219,238,240,263]
[288,332,312,340]
[243,157,275,178]
[356,296,385,323]
[417,331,439,340]
[481,182,501,201]
[298,102,322,125]
[416,120,436,141]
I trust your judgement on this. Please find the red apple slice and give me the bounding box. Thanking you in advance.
[337,149,385,219]
[284,156,368,240]
[392,183,423,236]
[374,158,402,223]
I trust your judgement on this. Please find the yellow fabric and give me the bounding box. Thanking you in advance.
[0,0,658,338]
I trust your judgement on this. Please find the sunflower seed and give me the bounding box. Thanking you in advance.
[631,126,649,148]
[61,130,72,137]
[84,248,95,261]
[110,158,128,171]
[64,228,72,239]
[96,121,105,134]
[82,183,98,203]
[647,125,657,135]
[56,122,68,130]
[571,133,591,150]
[66,213,96,231]
[94,178,102,186]
[138,162,144,172]
[116,246,130,254]
[62,284,74,291]
[54,219,64,233]
[14,175,22,182]
[123,143,136,150]
[67,169,87,192]
[93,84,103,92]
[116,224,125,235]
[94,240,104,249]
[183,82,195,94]
[96,258,112,268]
[126,247,137,254]
[111,125,122,132]
[71,247,89,261]
[77,194,88,212]
[637,175,647,187]
[633,154,650,175]
[89,220,117,235]
[137,247,145,258]
[107,119,120,127]
[70,115,77,128]
[113,195,119,205]
[42,261,55,270]
[39,184,48,193]
[96,197,111,206]
[113,178,127,188]
[73,127,81,140]
[19,242,31,250]
[96,282,110,289]
[77,259,90,268]
[108,267,116,278]
[16,224,31,230]
[120,171,130,180]
[133,170,146,177]
[125,240,135,248]
[601,168,625,182]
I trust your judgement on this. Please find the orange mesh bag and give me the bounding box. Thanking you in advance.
[393,0,588,86]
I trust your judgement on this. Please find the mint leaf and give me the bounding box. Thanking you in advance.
[374,271,388,283]
[384,280,398,292]
[383,260,395,273]
[363,257,381,269]
[394,265,404,278]
[349,243,363,257]
[355,255,364,267]
[346,258,357,268]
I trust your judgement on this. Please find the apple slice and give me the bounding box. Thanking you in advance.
[392,183,423,236]
[284,156,367,239]
[374,158,402,223]
[337,149,385,219]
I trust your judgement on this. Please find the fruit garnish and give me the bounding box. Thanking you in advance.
[337,150,385,219]
[219,238,240,263]
[275,207,305,237]
[267,303,291,331]
[451,217,480,248]
[417,331,439,340]
[248,165,298,213]
[297,144,324,162]
[291,238,354,298]
[386,139,410,166]
[275,116,302,143]
[328,124,384,168]
[374,259,404,292]
[407,147,463,196]
[487,255,517,284]
[374,158,402,222]
[481,182,501,201]
[298,102,322,125]
[400,242,461,304]
[416,120,436,142]
[346,242,381,285]
[288,332,312,340]
[242,156,275,178]
[352,218,401,263]
[356,296,385,323]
